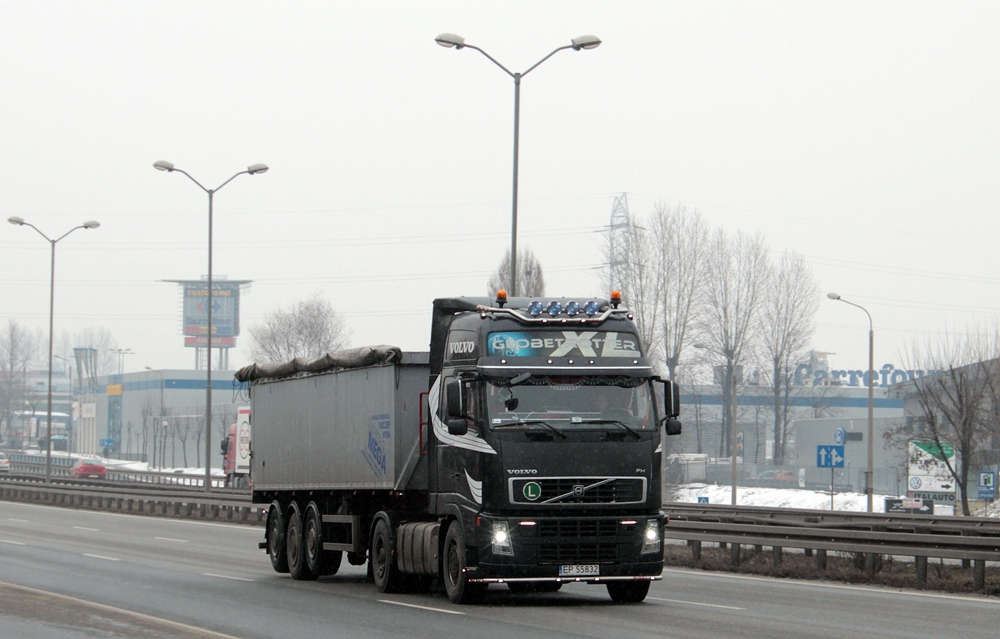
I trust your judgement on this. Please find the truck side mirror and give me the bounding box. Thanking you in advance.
[661,380,681,418]
[445,379,464,419]
[664,418,682,437]
[220,438,229,455]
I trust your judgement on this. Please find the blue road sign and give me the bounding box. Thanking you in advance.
[979,471,996,500]
[697,497,709,504]
[834,428,846,446]
[817,445,845,468]
[99,439,114,448]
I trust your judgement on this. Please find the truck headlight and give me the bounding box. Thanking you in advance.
[641,519,661,554]
[492,521,513,556]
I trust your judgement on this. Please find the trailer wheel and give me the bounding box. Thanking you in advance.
[443,523,486,604]
[266,502,289,573]
[286,505,318,581]
[606,580,650,603]
[371,518,405,593]
[304,502,342,576]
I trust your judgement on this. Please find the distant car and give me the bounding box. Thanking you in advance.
[759,469,798,484]
[69,458,106,480]
[0,452,9,473]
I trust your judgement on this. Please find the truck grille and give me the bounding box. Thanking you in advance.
[538,543,618,564]
[538,519,618,538]
[509,477,646,505]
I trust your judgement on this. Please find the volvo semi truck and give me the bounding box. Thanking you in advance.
[236,293,682,604]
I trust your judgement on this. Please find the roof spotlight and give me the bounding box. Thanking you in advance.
[583,300,600,317]
[565,301,580,316]
[527,300,544,317]
[546,301,562,317]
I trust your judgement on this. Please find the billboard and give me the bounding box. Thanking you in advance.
[182,282,242,338]
[907,440,957,494]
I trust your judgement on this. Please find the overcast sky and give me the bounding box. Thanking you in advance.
[2,1,998,377]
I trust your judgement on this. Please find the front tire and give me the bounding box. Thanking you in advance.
[606,580,650,603]
[286,505,318,581]
[443,523,486,604]
[266,502,289,573]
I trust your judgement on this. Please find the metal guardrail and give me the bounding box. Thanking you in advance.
[4,455,234,489]
[662,502,1000,591]
[0,477,260,525]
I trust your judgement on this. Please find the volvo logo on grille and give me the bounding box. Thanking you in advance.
[572,485,585,496]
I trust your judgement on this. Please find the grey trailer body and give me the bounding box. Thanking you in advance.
[251,352,429,492]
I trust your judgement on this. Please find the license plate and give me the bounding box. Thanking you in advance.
[559,564,599,576]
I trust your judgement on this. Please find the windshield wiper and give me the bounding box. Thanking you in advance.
[494,419,567,439]
[574,419,641,439]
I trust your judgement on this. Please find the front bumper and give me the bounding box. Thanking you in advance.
[468,513,664,583]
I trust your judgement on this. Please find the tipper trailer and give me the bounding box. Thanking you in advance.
[237,293,682,603]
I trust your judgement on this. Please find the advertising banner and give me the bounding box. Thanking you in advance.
[907,441,957,494]
[487,331,640,358]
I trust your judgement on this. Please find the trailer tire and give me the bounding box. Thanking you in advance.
[371,518,405,593]
[443,523,486,604]
[606,580,650,603]
[286,505,318,581]
[304,502,342,576]
[266,502,289,573]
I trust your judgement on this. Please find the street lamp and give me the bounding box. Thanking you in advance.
[145,367,164,469]
[827,292,875,512]
[154,161,268,491]
[695,342,739,505]
[435,33,600,296]
[8,215,100,483]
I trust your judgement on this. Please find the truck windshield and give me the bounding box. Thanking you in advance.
[484,376,655,431]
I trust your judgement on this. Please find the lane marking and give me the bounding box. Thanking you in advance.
[0,500,263,531]
[201,573,256,582]
[0,539,26,546]
[647,596,746,610]
[662,567,1000,605]
[73,526,99,532]
[82,553,121,562]
[155,537,188,543]
[7,518,29,523]
[0,581,245,639]
[378,599,465,615]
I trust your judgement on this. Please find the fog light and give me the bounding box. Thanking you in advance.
[641,519,661,554]
[493,521,513,555]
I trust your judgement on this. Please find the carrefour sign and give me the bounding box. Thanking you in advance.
[793,363,940,388]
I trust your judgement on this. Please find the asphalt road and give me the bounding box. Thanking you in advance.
[0,501,997,639]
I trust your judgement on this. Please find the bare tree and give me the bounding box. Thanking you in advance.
[487,248,545,297]
[176,416,191,467]
[193,407,205,468]
[651,204,710,379]
[893,330,1000,515]
[700,229,770,458]
[758,252,818,464]
[0,320,39,444]
[608,219,660,364]
[248,295,351,363]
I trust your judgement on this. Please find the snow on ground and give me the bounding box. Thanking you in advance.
[16,450,225,477]
[670,483,883,512]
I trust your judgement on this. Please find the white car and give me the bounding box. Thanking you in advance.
[0,452,10,473]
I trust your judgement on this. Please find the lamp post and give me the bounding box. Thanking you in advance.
[154,160,268,491]
[145,367,164,468]
[695,342,739,505]
[435,33,601,296]
[827,292,875,512]
[8,216,100,483]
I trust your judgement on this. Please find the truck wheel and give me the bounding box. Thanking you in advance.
[286,505,318,581]
[443,523,486,604]
[371,518,405,593]
[266,502,289,573]
[606,580,650,603]
[304,502,342,576]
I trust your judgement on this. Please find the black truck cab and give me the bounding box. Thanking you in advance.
[427,294,682,602]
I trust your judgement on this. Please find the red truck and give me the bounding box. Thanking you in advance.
[221,406,252,488]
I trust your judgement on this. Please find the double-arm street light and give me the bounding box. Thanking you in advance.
[435,33,601,296]
[827,292,875,512]
[154,161,268,491]
[113,348,134,375]
[8,216,100,482]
